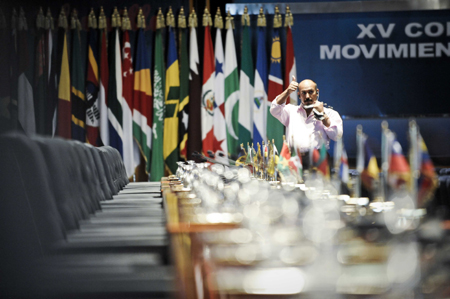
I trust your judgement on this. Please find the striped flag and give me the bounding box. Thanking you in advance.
[285,25,298,105]
[388,136,410,190]
[417,133,438,206]
[107,27,124,156]
[213,26,227,157]
[267,27,284,151]
[253,26,267,147]
[70,14,86,142]
[133,28,153,174]
[312,142,330,179]
[187,18,202,159]
[178,23,189,161]
[238,21,253,147]
[99,28,109,145]
[201,24,215,155]
[56,29,70,138]
[150,24,164,181]
[17,11,36,135]
[224,22,240,157]
[163,25,180,175]
[122,29,136,177]
[85,13,101,145]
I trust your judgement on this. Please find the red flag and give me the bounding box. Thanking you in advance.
[201,25,215,155]
[388,139,410,189]
[121,30,135,177]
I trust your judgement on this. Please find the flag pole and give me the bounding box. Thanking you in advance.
[355,125,363,198]
[334,136,343,193]
[273,139,278,182]
[380,121,389,201]
[409,119,419,206]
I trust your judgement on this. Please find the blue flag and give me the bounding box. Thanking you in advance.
[253,27,267,147]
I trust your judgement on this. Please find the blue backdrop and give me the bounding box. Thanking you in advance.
[294,10,450,117]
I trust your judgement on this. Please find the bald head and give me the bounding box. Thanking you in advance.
[299,79,318,91]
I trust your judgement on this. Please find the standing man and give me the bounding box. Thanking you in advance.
[270,76,343,167]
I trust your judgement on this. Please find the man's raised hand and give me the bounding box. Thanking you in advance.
[287,75,298,94]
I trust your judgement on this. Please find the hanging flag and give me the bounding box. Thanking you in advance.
[284,7,298,105]
[267,10,284,151]
[253,9,267,147]
[45,9,58,136]
[163,11,180,176]
[107,14,124,157]
[150,9,165,181]
[133,13,153,174]
[17,8,36,135]
[187,9,201,160]
[98,8,109,145]
[85,8,102,145]
[34,8,47,135]
[238,10,253,147]
[121,9,136,178]
[417,134,438,206]
[178,8,189,161]
[212,9,228,159]
[388,136,410,190]
[201,8,215,155]
[70,9,86,142]
[224,11,240,157]
[361,137,380,191]
[312,142,330,179]
[56,10,70,139]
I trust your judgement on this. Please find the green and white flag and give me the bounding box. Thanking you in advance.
[224,23,239,156]
[238,23,253,147]
[150,26,165,181]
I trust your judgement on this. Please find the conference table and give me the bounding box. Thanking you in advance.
[160,171,449,299]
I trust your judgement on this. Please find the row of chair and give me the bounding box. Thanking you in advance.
[0,132,174,298]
